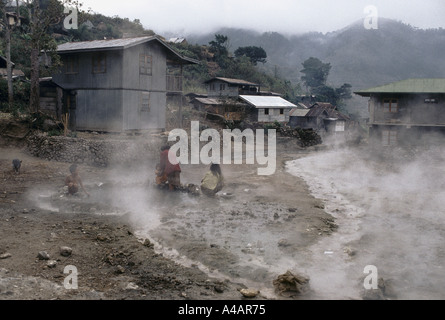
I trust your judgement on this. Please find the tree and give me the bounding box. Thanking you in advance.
[311,83,352,107]
[300,57,331,90]
[234,46,267,65]
[1,0,21,109]
[300,57,351,107]
[335,83,352,101]
[24,0,79,113]
[208,34,231,69]
[209,34,229,56]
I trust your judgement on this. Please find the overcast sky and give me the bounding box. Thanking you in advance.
[77,0,445,36]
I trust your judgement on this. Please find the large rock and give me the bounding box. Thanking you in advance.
[273,270,310,297]
[59,246,72,257]
[239,288,260,298]
[37,251,50,260]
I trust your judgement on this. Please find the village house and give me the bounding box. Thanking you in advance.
[0,56,24,80]
[204,77,260,97]
[39,77,64,120]
[51,35,198,132]
[190,97,247,121]
[191,77,296,124]
[354,78,445,146]
[289,102,350,134]
[239,95,296,123]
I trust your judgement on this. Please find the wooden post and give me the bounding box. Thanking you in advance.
[63,113,69,136]
[178,64,183,128]
[64,95,70,136]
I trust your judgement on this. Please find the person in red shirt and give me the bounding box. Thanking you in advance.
[159,145,181,191]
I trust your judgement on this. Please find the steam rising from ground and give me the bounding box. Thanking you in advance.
[104,157,162,231]
[30,137,445,299]
[287,145,445,299]
[99,140,445,299]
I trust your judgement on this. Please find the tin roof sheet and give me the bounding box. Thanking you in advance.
[56,36,199,64]
[57,36,156,52]
[239,95,296,108]
[289,108,310,117]
[354,78,445,96]
[193,97,246,106]
[204,77,259,86]
[194,98,224,105]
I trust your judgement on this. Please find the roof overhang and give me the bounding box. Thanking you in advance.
[204,77,259,86]
[56,35,199,65]
[239,95,296,108]
[354,78,445,97]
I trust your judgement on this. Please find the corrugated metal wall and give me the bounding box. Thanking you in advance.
[53,40,170,132]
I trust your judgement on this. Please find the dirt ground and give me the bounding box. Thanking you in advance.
[0,118,336,301]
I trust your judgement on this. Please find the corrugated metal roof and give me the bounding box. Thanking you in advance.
[312,102,335,110]
[193,97,246,106]
[56,36,199,65]
[289,108,310,117]
[239,95,296,108]
[306,105,329,117]
[193,97,224,105]
[57,36,156,52]
[295,102,310,109]
[204,77,259,86]
[354,78,445,96]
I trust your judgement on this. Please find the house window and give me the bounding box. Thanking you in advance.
[64,55,79,74]
[92,53,106,73]
[264,108,269,115]
[382,129,397,146]
[383,99,398,113]
[220,84,226,91]
[425,98,438,104]
[280,108,284,115]
[335,121,345,132]
[140,92,150,112]
[139,54,152,75]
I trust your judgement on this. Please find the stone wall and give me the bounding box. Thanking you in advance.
[26,133,166,167]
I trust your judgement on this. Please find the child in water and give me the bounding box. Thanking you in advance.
[65,164,90,197]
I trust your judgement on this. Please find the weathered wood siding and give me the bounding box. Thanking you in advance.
[368,93,445,146]
[40,86,63,120]
[75,90,123,131]
[54,50,124,89]
[289,116,313,129]
[370,94,445,125]
[53,50,124,131]
[122,41,167,131]
[207,80,239,97]
[53,41,170,132]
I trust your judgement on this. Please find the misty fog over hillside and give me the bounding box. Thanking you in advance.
[185,18,445,116]
[186,19,445,89]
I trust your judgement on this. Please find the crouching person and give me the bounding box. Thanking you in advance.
[200,164,224,197]
[65,164,90,197]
